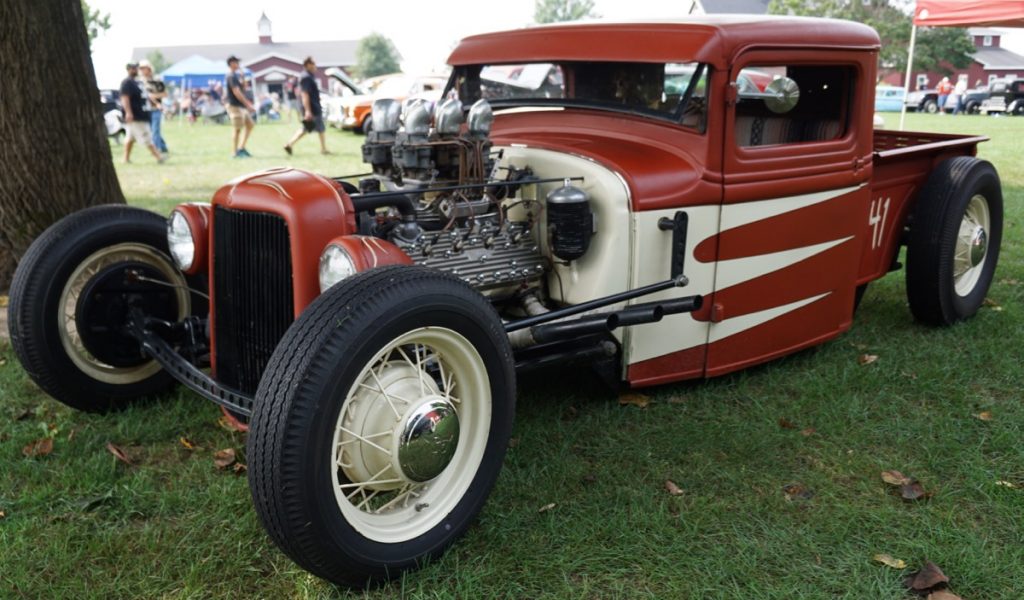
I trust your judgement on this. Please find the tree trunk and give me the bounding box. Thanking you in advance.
[0,0,125,289]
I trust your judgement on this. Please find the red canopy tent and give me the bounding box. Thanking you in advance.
[899,0,1024,129]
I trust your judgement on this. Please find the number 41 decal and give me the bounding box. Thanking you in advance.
[869,197,890,249]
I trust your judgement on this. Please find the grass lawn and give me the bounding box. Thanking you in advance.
[2,113,1024,599]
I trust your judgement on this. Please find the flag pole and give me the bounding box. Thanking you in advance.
[899,23,918,131]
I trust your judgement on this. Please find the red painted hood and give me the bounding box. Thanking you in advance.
[490,109,718,210]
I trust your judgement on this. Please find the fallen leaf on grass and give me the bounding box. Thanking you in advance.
[858,354,879,365]
[664,480,684,496]
[881,470,911,486]
[983,297,1000,307]
[778,418,799,430]
[873,553,907,569]
[974,411,993,421]
[995,480,1017,488]
[782,483,814,502]
[538,503,556,513]
[618,393,650,409]
[905,561,949,591]
[900,481,928,501]
[179,437,200,451]
[232,462,247,475]
[927,590,962,600]
[881,470,930,501]
[0,510,6,519]
[0,358,7,366]
[22,437,53,458]
[213,448,237,469]
[66,429,76,443]
[1000,278,1021,286]
[800,428,816,437]
[216,415,247,432]
[106,442,133,466]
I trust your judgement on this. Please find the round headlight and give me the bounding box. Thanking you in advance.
[167,210,195,270]
[319,244,357,292]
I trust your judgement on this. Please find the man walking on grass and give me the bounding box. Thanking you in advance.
[120,62,165,164]
[284,57,331,156]
[226,55,256,158]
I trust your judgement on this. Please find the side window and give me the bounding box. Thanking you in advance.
[734,65,853,148]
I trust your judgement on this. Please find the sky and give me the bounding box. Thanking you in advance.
[88,0,1024,88]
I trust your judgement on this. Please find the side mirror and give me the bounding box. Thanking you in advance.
[763,77,800,114]
[736,76,801,114]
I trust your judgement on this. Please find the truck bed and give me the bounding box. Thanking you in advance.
[856,129,989,286]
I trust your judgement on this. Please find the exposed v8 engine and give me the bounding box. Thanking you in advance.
[354,97,562,296]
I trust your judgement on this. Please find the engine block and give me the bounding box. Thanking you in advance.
[392,220,545,295]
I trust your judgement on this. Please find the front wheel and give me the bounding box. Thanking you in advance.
[8,205,192,411]
[906,157,1002,325]
[247,266,515,587]
[923,99,939,114]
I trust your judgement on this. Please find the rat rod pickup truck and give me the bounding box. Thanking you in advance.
[9,16,1003,586]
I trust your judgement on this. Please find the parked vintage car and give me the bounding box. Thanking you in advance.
[874,85,906,112]
[99,89,125,143]
[10,16,1003,587]
[979,78,1024,115]
[339,73,447,133]
[322,67,367,130]
[904,87,941,113]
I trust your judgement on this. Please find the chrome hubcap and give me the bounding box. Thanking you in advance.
[393,396,460,482]
[953,194,991,296]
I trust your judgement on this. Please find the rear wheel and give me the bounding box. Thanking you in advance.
[965,100,979,114]
[360,115,373,135]
[9,205,191,411]
[906,157,1002,325]
[248,266,515,587]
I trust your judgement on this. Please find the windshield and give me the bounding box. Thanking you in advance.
[450,61,709,132]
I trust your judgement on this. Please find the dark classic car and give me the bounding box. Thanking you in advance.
[980,79,1024,115]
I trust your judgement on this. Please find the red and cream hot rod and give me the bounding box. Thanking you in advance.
[8,16,1003,586]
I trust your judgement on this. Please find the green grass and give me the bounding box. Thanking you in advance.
[2,114,1024,599]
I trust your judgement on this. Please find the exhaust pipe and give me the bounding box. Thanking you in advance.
[520,294,702,347]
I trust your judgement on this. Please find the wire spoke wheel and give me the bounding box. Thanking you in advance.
[952,195,990,296]
[58,243,189,384]
[331,327,489,542]
[248,266,515,587]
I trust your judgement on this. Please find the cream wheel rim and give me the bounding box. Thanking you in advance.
[953,194,990,297]
[330,326,490,543]
[58,243,190,384]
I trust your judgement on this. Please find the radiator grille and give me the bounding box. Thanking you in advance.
[213,207,294,396]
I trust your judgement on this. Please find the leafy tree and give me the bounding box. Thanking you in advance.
[534,0,599,24]
[146,49,170,74]
[354,33,401,79]
[80,0,110,46]
[768,0,974,76]
[0,0,125,287]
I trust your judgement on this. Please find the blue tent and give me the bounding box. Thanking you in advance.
[161,55,249,89]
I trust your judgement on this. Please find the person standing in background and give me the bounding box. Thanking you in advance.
[952,77,968,115]
[139,60,169,154]
[283,76,300,122]
[283,57,330,156]
[936,76,953,114]
[225,55,256,158]
[120,62,165,164]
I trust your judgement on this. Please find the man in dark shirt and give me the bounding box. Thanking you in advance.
[225,55,256,158]
[120,62,165,164]
[284,57,330,156]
